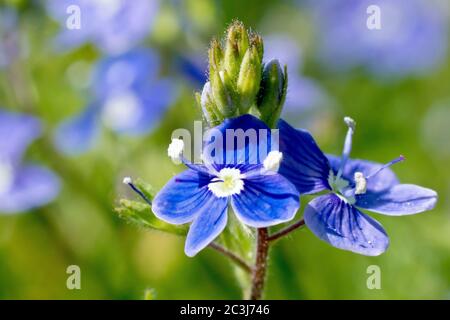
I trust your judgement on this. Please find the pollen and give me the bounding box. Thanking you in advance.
[354,171,367,195]
[263,151,283,172]
[167,138,184,162]
[208,167,244,198]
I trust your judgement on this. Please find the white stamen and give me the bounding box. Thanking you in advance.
[168,138,184,162]
[208,168,244,198]
[123,176,132,185]
[263,151,283,172]
[354,171,367,195]
[344,116,356,131]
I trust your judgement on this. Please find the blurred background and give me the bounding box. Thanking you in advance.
[0,0,449,299]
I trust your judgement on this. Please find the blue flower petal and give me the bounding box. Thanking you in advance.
[327,155,399,193]
[94,48,160,96]
[203,114,275,169]
[304,194,389,256]
[152,169,214,225]
[185,197,228,257]
[53,105,99,155]
[0,165,60,214]
[277,119,331,194]
[356,184,437,215]
[107,79,178,135]
[0,110,41,162]
[231,172,299,227]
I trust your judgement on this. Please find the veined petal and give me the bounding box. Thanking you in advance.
[203,114,275,170]
[278,119,331,194]
[53,105,99,155]
[327,155,399,193]
[231,172,299,227]
[152,169,214,225]
[304,194,389,256]
[0,165,60,214]
[185,197,228,257]
[356,184,437,216]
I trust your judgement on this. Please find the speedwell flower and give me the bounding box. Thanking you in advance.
[54,49,177,155]
[0,110,60,214]
[308,0,448,77]
[149,115,299,257]
[278,117,437,255]
[46,0,159,54]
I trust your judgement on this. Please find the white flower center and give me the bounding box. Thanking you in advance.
[101,91,142,131]
[0,160,14,194]
[263,151,283,172]
[167,138,184,163]
[208,167,244,198]
[354,171,367,195]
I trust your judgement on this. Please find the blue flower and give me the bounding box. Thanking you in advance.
[278,117,437,255]
[0,110,60,214]
[149,115,300,257]
[46,0,160,54]
[54,49,177,155]
[308,0,448,77]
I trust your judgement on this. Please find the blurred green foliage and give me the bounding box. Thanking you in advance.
[0,0,449,299]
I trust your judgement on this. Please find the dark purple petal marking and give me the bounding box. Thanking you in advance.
[185,197,228,257]
[304,194,389,256]
[152,169,215,225]
[231,172,299,228]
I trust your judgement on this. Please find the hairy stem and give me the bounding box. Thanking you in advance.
[268,219,305,242]
[209,242,252,274]
[249,228,269,300]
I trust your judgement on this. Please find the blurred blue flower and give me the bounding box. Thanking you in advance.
[54,49,177,155]
[46,0,160,54]
[308,0,449,77]
[0,8,19,69]
[278,117,437,255]
[263,35,328,122]
[148,115,299,257]
[173,53,207,89]
[0,110,60,214]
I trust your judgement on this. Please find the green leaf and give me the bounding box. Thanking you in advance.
[115,199,188,236]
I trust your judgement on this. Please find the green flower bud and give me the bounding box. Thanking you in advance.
[210,65,235,117]
[250,34,264,62]
[237,45,263,113]
[199,20,266,122]
[257,59,287,128]
[199,81,223,126]
[208,38,223,71]
[224,21,250,79]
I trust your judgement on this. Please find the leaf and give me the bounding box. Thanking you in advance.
[115,199,188,236]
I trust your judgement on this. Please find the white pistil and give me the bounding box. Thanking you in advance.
[167,138,184,163]
[354,171,367,195]
[263,151,283,172]
[208,168,244,198]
